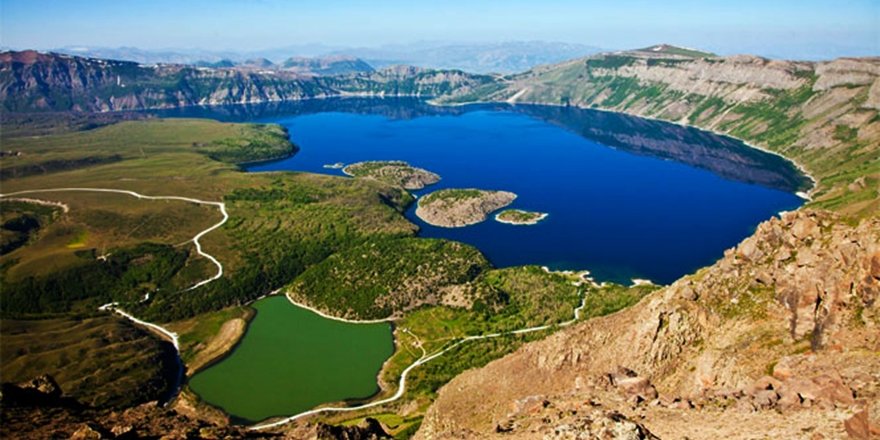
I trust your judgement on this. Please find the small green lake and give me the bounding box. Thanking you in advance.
[188,295,394,423]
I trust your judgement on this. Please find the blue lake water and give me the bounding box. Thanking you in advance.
[157,98,807,284]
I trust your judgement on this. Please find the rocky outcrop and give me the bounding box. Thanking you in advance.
[416,189,517,227]
[417,210,880,439]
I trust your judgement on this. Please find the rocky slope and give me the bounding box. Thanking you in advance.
[0,374,270,439]
[417,209,880,439]
[416,189,517,227]
[0,50,495,112]
[440,47,880,217]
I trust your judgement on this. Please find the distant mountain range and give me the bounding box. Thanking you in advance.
[0,50,493,112]
[188,56,374,76]
[49,41,603,74]
[326,41,604,73]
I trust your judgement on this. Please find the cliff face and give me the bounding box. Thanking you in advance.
[441,49,880,218]
[0,50,494,112]
[418,210,880,439]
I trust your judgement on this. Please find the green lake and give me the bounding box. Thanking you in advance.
[188,295,394,423]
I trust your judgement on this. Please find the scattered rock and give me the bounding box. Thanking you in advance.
[71,424,106,440]
[20,374,62,398]
[752,389,779,409]
[792,216,820,240]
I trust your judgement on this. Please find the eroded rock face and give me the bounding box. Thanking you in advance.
[415,189,517,227]
[417,210,880,439]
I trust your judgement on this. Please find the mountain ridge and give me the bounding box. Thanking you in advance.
[436,47,880,218]
[0,50,493,112]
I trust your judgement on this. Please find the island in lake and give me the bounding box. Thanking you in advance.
[343,160,440,190]
[416,188,517,228]
[495,209,548,225]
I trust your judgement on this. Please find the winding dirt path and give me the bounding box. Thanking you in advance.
[3,187,591,431]
[0,187,229,346]
[250,289,587,431]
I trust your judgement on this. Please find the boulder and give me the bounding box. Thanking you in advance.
[792,216,820,240]
[19,374,62,398]
[785,377,824,402]
[71,424,105,440]
[738,237,763,262]
[752,389,779,409]
[870,251,880,280]
[844,409,880,440]
[812,373,855,406]
[615,376,659,401]
[748,375,783,394]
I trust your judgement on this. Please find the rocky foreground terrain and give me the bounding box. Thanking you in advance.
[417,209,880,439]
[416,189,517,227]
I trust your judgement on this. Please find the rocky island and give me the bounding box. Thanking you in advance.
[343,160,440,190]
[416,188,517,227]
[495,209,548,225]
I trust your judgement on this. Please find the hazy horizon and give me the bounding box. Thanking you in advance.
[1,0,878,60]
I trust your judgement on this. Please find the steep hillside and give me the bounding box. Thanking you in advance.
[0,51,495,112]
[439,48,880,217]
[419,209,880,439]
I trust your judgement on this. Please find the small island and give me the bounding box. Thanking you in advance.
[416,188,517,228]
[343,160,440,190]
[495,209,548,225]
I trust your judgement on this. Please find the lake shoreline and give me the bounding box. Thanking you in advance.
[431,98,817,198]
[191,289,398,425]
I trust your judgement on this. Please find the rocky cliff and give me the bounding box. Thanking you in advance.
[440,47,880,218]
[0,50,495,112]
[418,210,880,439]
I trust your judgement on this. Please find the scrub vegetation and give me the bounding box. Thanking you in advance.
[0,115,660,434]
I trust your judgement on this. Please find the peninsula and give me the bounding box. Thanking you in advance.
[495,209,548,225]
[415,188,517,227]
[343,160,440,190]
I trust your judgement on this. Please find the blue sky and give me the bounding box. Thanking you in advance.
[1,0,877,59]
